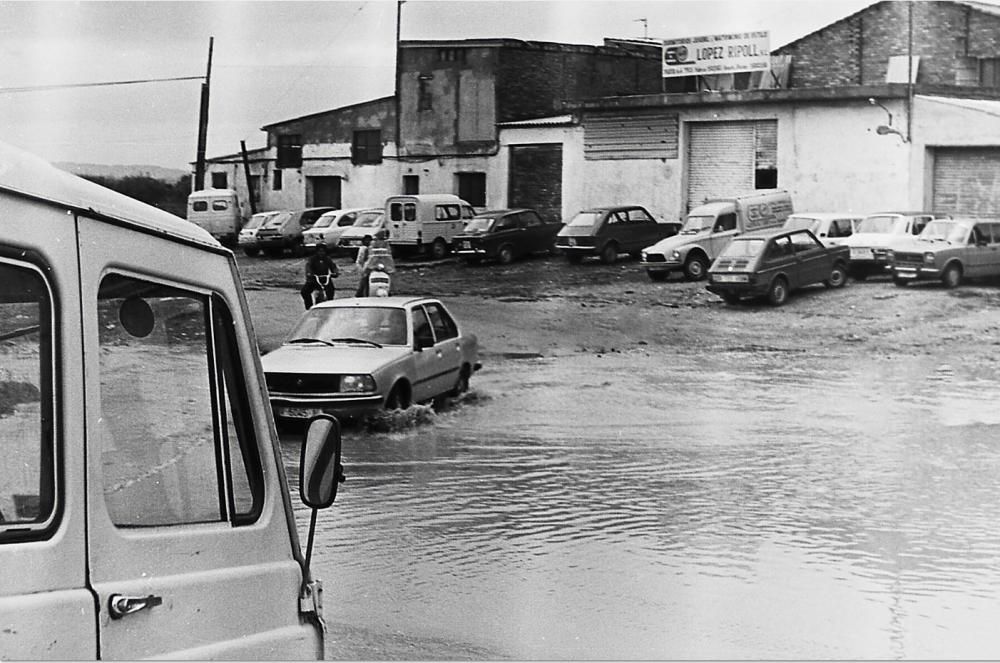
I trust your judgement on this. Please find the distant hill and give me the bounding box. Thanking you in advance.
[55,162,188,182]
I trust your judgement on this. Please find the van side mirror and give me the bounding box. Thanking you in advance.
[299,414,345,509]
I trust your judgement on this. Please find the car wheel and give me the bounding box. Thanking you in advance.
[599,243,618,264]
[243,247,259,257]
[498,245,514,265]
[941,263,962,289]
[430,238,448,261]
[683,254,708,281]
[824,263,847,288]
[567,253,583,265]
[767,277,789,306]
[648,271,669,282]
[385,382,411,410]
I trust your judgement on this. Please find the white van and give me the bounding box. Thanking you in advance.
[386,194,476,259]
[0,140,343,659]
[186,188,244,245]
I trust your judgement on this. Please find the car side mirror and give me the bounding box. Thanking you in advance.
[299,414,345,509]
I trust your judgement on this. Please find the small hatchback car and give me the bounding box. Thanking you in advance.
[452,208,562,264]
[262,296,480,422]
[706,227,850,305]
[555,205,680,264]
[888,218,1000,288]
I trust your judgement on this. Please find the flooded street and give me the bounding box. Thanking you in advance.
[281,344,1000,659]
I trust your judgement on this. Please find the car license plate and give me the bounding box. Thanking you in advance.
[714,274,746,283]
[850,248,870,259]
[462,241,471,249]
[568,238,577,247]
[277,406,324,419]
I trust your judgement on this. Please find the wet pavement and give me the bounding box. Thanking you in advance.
[281,343,1000,660]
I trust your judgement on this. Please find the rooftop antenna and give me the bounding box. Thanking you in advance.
[634,18,648,40]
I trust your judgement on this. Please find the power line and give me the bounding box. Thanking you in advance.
[0,75,204,94]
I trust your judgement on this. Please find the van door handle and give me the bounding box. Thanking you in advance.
[108,593,163,619]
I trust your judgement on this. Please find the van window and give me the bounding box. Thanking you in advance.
[390,202,416,222]
[97,274,262,527]
[192,201,209,212]
[435,205,461,221]
[714,213,737,232]
[0,259,56,541]
[211,200,229,211]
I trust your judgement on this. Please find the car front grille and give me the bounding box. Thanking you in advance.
[712,258,750,269]
[643,254,666,263]
[894,252,925,267]
[266,372,340,394]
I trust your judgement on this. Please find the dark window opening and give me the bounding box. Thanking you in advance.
[437,48,466,64]
[980,58,1000,88]
[211,172,228,189]
[755,168,778,189]
[276,134,302,169]
[418,75,433,112]
[352,130,383,165]
[272,169,283,191]
[456,172,486,207]
[402,175,420,195]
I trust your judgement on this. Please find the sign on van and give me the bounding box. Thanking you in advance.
[662,31,770,77]
[744,197,793,230]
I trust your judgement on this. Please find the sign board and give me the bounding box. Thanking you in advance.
[662,31,770,78]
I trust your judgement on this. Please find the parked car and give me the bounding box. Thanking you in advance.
[262,296,481,422]
[843,211,936,279]
[706,227,850,306]
[452,208,563,264]
[887,217,1000,288]
[254,206,337,257]
[237,210,279,256]
[337,210,388,258]
[556,205,681,264]
[303,207,380,252]
[782,212,861,247]
[641,189,793,281]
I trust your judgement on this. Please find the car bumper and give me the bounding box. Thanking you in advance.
[891,266,940,281]
[706,282,769,298]
[269,393,384,419]
[641,258,682,273]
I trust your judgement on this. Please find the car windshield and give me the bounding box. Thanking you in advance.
[287,306,408,346]
[464,217,495,232]
[919,220,970,243]
[783,216,819,233]
[857,215,903,234]
[681,215,715,234]
[719,238,767,258]
[311,213,338,229]
[354,212,383,228]
[263,211,291,229]
[567,212,601,227]
[244,213,271,230]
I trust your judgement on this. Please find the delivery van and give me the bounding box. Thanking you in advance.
[186,188,244,245]
[0,140,343,660]
[640,189,793,281]
[386,193,476,259]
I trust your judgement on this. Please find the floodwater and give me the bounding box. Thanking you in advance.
[282,347,1000,660]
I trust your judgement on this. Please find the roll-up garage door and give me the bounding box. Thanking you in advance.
[687,120,776,211]
[932,147,1000,218]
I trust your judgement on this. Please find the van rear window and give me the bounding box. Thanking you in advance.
[390,202,416,222]
[0,258,57,542]
[192,201,208,212]
[212,200,229,211]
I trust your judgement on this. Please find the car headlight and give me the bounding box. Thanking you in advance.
[885,249,894,261]
[340,374,376,392]
[924,252,935,265]
[670,250,681,261]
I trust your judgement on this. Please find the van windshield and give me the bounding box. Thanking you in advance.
[681,215,715,234]
[857,215,903,234]
[263,211,291,229]
[567,212,601,227]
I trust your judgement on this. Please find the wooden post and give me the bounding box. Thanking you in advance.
[194,37,214,191]
[241,141,257,215]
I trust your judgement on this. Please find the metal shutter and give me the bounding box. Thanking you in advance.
[583,112,679,160]
[686,120,776,211]
[933,148,1000,218]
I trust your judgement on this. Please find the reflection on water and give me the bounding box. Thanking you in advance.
[284,350,1000,660]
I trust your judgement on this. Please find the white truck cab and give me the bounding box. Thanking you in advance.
[0,140,343,659]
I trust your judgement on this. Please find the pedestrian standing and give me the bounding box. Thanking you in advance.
[354,235,373,297]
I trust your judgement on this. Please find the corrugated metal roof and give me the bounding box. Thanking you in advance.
[497,114,576,128]
[920,95,1000,118]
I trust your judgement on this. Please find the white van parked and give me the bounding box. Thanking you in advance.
[0,140,343,659]
[386,194,476,259]
[186,188,244,245]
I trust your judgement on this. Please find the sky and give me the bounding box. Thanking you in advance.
[0,0,905,170]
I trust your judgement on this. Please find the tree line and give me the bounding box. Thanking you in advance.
[82,174,192,218]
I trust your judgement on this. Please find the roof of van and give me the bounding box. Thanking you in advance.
[188,188,238,200]
[0,139,220,249]
[385,194,467,204]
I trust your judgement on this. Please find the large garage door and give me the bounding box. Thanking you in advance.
[933,148,1000,218]
[508,144,562,224]
[687,120,776,211]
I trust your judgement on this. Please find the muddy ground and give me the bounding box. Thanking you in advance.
[238,250,999,374]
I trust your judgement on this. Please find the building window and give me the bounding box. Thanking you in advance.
[981,58,1000,88]
[403,175,419,194]
[276,134,302,169]
[211,172,228,189]
[437,48,466,64]
[418,75,433,112]
[352,130,383,165]
[272,169,283,191]
[456,172,486,207]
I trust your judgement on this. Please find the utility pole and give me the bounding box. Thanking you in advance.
[194,37,214,192]
[241,141,257,215]
[395,1,404,165]
[906,0,913,143]
[634,18,648,40]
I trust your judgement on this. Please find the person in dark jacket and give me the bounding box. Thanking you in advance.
[300,244,339,309]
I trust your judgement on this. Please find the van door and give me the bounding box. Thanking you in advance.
[0,197,94,660]
[76,216,320,659]
[707,211,739,259]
